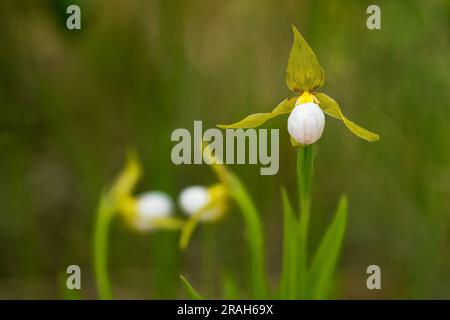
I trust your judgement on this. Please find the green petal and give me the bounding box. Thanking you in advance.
[308,195,348,299]
[286,25,325,93]
[315,92,380,142]
[279,187,298,299]
[217,97,296,129]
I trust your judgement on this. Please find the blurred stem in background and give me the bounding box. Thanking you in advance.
[93,193,114,300]
[297,145,315,298]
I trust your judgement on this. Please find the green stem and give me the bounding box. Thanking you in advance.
[297,145,315,298]
[93,193,114,300]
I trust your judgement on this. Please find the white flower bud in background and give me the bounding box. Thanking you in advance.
[130,191,174,231]
[287,102,325,145]
[178,185,218,221]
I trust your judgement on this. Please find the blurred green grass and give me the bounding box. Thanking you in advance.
[0,0,449,298]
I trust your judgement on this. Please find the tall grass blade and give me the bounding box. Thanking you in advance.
[222,273,240,299]
[58,273,83,300]
[208,151,268,298]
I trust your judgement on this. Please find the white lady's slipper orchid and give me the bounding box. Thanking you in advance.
[287,102,325,145]
[104,152,184,235]
[179,185,221,221]
[129,191,175,231]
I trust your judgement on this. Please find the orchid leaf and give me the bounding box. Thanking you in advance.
[279,188,298,299]
[217,97,296,129]
[315,92,380,142]
[286,25,325,93]
[222,273,240,299]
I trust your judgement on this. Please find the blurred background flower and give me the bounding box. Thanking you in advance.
[0,0,449,299]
